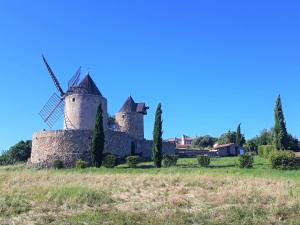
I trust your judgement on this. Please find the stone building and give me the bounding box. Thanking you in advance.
[30,74,175,168]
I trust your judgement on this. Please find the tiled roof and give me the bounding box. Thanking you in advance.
[77,74,102,96]
[119,96,148,114]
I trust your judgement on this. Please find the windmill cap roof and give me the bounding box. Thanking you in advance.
[119,96,148,114]
[77,74,102,96]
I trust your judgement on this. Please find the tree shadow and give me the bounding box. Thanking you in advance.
[176,164,236,169]
[208,165,236,168]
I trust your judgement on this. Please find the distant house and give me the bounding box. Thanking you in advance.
[213,143,239,156]
[167,134,194,149]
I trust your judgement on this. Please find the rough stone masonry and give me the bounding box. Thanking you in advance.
[30,74,175,168]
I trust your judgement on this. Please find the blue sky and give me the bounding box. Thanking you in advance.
[0,0,300,150]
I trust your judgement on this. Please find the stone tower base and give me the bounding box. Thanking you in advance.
[30,130,92,168]
[30,129,176,168]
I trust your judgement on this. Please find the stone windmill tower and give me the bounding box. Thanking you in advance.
[64,74,108,130]
[115,96,149,140]
[39,56,108,130]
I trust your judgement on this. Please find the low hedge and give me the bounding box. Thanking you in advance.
[197,155,210,167]
[162,155,178,167]
[237,154,254,168]
[126,156,140,168]
[258,145,274,158]
[269,151,298,170]
[53,160,64,169]
[102,155,117,168]
[75,160,88,169]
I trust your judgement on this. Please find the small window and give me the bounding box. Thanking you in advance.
[72,98,75,102]
[122,114,125,119]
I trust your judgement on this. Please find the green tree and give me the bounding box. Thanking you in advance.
[273,95,288,150]
[236,123,245,147]
[218,131,237,145]
[192,135,218,149]
[91,104,105,167]
[0,140,32,165]
[152,103,163,168]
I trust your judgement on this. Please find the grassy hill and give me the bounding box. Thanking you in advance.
[1,156,300,225]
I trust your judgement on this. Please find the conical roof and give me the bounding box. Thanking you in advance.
[78,74,102,96]
[119,96,148,114]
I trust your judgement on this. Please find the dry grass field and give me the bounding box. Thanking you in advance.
[0,157,300,225]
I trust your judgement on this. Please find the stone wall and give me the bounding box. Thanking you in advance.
[137,140,176,159]
[104,130,133,158]
[115,112,144,140]
[30,129,176,168]
[30,130,92,168]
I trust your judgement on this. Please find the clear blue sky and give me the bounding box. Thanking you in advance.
[0,0,300,150]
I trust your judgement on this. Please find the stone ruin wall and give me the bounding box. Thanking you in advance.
[115,112,144,140]
[30,129,176,168]
[30,130,93,168]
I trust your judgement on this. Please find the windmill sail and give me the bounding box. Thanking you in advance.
[39,93,65,128]
[42,55,65,97]
[68,66,81,91]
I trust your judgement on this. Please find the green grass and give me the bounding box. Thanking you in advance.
[1,156,300,225]
[44,156,300,180]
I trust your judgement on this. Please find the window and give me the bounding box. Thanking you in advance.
[72,98,75,102]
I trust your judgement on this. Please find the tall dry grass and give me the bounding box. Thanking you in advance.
[0,169,299,224]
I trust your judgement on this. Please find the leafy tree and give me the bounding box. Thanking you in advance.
[286,134,300,151]
[236,123,245,147]
[248,128,299,152]
[0,140,32,165]
[218,129,245,146]
[244,140,258,154]
[192,135,218,149]
[91,104,105,167]
[256,129,273,146]
[218,131,236,145]
[273,95,289,150]
[152,103,163,168]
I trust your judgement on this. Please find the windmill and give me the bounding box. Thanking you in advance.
[39,55,81,128]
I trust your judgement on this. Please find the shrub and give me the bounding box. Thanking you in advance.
[258,145,274,158]
[102,155,117,168]
[126,156,140,168]
[197,155,210,167]
[53,160,63,169]
[162,155,178,167]
[75,160,88,169]
[0,140,32,165]
[269,151,298,170]
[238,154,254,168]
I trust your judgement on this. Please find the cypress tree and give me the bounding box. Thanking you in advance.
[273,95,288,150]
[152,103,163,168]
[236,123,242,146]
[91,104,105,167]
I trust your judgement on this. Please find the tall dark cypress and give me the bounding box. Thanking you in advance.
[273,95,288,150]
[236,123,242,146]
[152,103,163,168]
[91,104,105,167]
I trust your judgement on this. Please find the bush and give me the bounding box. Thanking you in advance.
[258,145,274,158]
[197,155,210,167]
[126,156,140,168]
[53,160,63,169]
[102,155,117,168]
[238,154,254,168]
[162,155,178,167]
[75,160,88,169]
[0,140,32,165]
[269,151,298,170]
